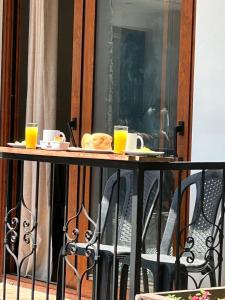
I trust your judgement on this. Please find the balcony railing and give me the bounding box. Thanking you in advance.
[0,147,224,300]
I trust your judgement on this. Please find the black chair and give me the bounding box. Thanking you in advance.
[120,170,224,297]
[56,169,160,300]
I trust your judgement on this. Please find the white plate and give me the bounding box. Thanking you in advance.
[40,141,70,151]
[68,147,113,154]
[125,150,164,156]
[40,146,67,151]
[7,142,41,149]
[7,142,25,148]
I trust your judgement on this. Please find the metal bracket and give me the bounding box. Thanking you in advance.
[176,121,185,136]
[67,118,77,147]
[68,118,77,130]
[174,121,185,157]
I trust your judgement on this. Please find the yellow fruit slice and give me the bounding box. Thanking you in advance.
[137,147,152,153]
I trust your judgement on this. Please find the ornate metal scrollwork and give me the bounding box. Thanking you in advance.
[61,167,101,300]
[4,178,37,273]
[177,220,222,288]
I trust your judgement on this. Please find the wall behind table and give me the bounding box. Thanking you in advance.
[192,0,225,285]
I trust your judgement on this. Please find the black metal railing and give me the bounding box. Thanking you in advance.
[1,151,225,300]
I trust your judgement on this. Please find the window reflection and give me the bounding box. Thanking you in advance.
[91,1,181,267]
[93,0,181,152]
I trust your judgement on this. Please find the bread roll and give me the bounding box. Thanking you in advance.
[81,133,112,150]
[92,133,112,150]
[81,133,92,149]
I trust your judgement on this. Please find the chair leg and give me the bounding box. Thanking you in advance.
[173,264,188,290]
[205,264,217,287]
[207,253,217,287]
[154,264,171,292]
[119,263,129,300]
[142,262,185,292]
[142,267,149,293]
[209,270,217,287]
[180,266,188,289]
[94,252,113,300]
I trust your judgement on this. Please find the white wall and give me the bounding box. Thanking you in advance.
[192,0,225,162]
[192,0,225,285]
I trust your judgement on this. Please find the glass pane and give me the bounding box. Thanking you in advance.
[91,1,182,289]
[93,0,181,153]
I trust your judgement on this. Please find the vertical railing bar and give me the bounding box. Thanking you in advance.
[218,169,225,285]
[94,167,103,300]
[75,165,81,270]
[175,170,182,289]
[200,170,205,211]
[17,161,24,300]
[130,167,144,299]
[61,164,69,300]
[199,170,205,287]
[3,160,13,300]
[31,162,40,300]
[81,166,86,205]
[46,163,55,300]
[77,166,86,300]
[112,169,120,300]
[155,170,163,292]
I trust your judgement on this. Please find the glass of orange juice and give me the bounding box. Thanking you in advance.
[25,123,38,149]
[113,125,128,154]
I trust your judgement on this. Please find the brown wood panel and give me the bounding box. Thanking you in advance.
[14,0,23,142]
[70,0,83,143]
[80,0,96,137]
[176,0,196,245]
[0,0,16,275]
[0,1,14,145]
[77,0,96,293]
[67,0,96,294]
[67,0,84,289]
[187,0,196,162]
[9,0,25,274]
[177,0,196,161]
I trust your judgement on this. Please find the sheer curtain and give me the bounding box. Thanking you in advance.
[18,0,58,280]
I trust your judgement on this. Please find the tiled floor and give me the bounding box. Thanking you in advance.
[0,280,72,300]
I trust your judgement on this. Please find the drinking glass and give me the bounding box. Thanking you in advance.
[113,125,128,154]
[25,123,38,149]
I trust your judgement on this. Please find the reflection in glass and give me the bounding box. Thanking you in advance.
[91,0,181,289]
[93,0,181,152]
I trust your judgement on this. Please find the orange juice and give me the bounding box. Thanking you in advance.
[25,124,38,149]
[114,127,128,154]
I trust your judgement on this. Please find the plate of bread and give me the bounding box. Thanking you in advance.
[68,133,113,153]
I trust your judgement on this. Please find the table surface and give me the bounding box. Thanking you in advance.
[0,146,174,169]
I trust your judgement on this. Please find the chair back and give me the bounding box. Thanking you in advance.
[160,170,224,260]
[117,170,160,247]
[95,170,160,247]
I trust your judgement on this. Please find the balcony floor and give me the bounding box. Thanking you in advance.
[0,280,90,300]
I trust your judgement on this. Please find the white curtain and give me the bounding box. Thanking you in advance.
[18,0,58,280]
